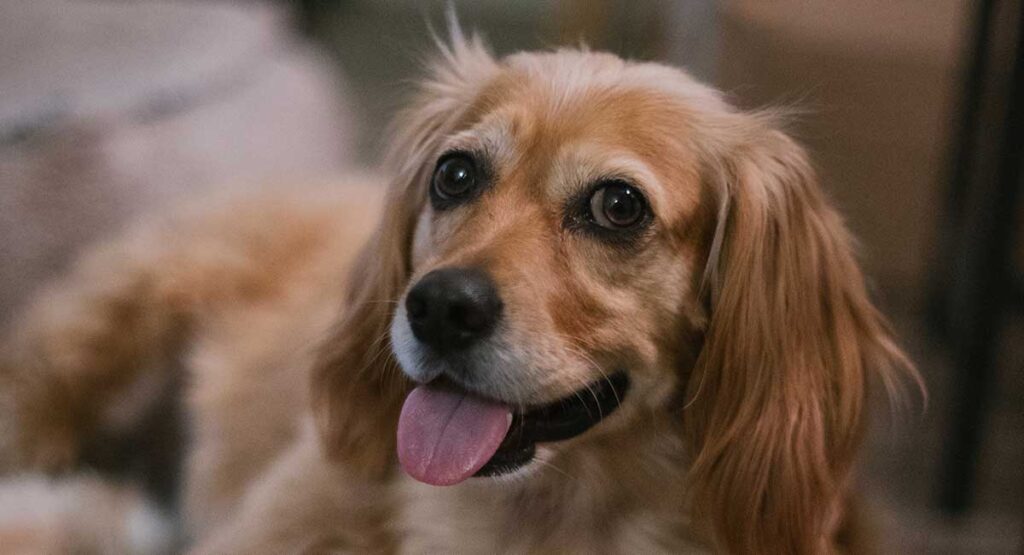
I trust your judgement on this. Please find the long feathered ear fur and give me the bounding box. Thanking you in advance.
[684,122,917,553]
[310,29,499,478]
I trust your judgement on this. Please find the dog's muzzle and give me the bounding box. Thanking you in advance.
[395,266,631,486]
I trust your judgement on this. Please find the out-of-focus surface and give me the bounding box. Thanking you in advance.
[719,0,965,296]
[0,0,355,329]
[0,475,173,555]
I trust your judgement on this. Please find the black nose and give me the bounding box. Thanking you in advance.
[405,267,503,353]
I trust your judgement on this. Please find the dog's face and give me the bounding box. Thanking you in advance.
[386,51,727,487]
[313,38,917,554]
[391,52,711,411]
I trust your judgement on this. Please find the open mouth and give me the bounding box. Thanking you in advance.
[396,371,630,486]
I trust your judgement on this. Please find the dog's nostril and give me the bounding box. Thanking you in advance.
[405,267,502,353]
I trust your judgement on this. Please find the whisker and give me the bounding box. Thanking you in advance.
[553,338,620,413]
[534,457,573,480]
[360,328,395,377]
[681,365,708,411]
[551,365,601,421]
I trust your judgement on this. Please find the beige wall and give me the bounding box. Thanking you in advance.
[718,0,971,305]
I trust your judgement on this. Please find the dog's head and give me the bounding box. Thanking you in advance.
[311,32,916,554]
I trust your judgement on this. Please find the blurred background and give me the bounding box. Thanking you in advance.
[1,0,1021,552]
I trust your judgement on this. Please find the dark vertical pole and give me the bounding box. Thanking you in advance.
[938,0,1024,515]
[927,0,996,338]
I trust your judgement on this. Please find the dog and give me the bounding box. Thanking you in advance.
[0,28,918,554]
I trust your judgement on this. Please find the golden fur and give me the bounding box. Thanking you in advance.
[0,31,917,554]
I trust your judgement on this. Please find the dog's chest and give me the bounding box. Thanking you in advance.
[392,476,706,554]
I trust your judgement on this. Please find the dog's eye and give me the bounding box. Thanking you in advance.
[432,154,478,202]
[589,181,646,229]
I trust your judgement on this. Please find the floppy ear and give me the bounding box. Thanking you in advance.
[310,32,499,478]
[684,123,916,553]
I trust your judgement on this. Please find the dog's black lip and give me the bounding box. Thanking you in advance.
[473,371,630,478]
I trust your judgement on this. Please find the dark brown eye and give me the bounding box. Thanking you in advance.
[589,181,646,228]
[432,155,477,201]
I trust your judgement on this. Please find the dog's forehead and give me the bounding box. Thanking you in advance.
[448,55,709,217]
[474,68,693,146]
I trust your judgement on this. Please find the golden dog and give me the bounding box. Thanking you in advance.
[0,30,917,554]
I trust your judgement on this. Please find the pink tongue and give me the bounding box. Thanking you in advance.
[397,383,512,486]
